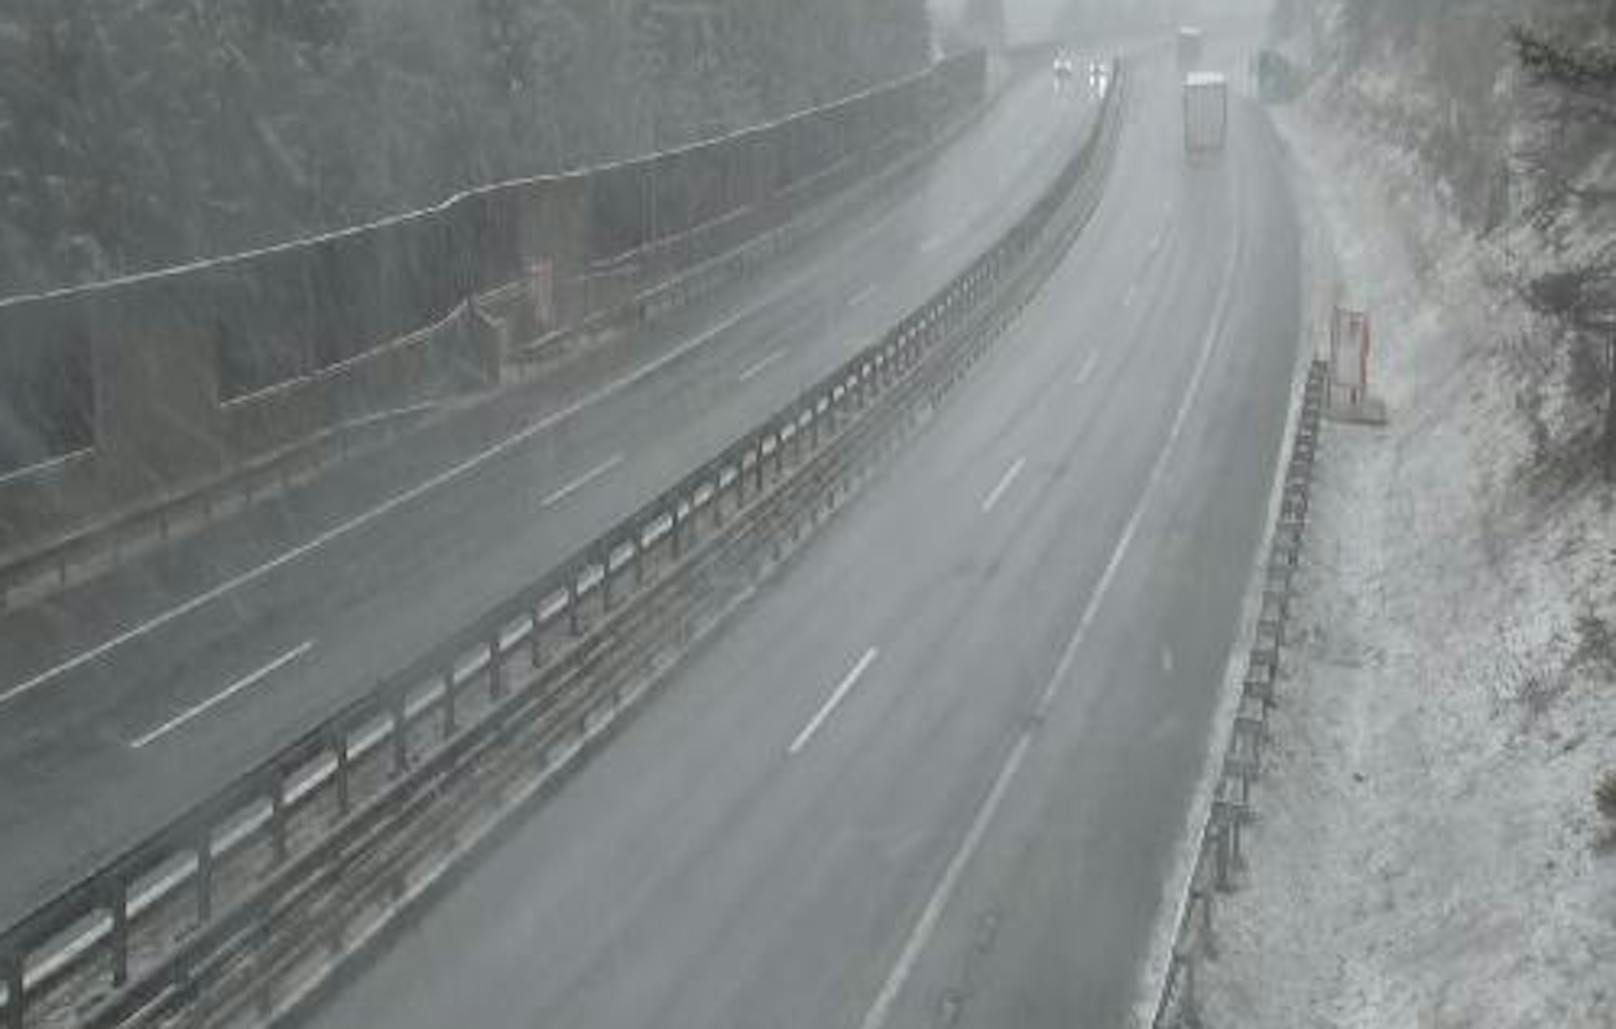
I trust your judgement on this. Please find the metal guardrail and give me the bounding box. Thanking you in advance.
[1151,358,1328,1028]
[0,64,1125,1029]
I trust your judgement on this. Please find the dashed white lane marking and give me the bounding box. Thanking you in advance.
[860,167,1248,1029]
[848,285,878,309]
[738,349,787,383]
[130,641,315,749]
[1074,352,1100,386]
[859,732,1032,1029]
[1123,282,1140,309]
[540,454,624,509]
[789,647,879,756]
[980,457,1027,515]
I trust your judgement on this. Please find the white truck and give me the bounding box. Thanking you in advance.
[1183,72,1228,156]
[1176,26,1204,70]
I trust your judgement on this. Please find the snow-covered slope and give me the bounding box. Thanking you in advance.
[1198,76,1616,1027]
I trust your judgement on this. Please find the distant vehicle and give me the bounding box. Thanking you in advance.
[1177,26,1204,70]
[1053,49,1076,89]
[1183,72,1228,156]
[1088,60,1109,95]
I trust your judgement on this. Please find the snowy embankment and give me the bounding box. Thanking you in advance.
[1198,97,1616,1026]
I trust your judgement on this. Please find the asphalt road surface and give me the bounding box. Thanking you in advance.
[0,58,1104,925]
[301,40,1304,1029]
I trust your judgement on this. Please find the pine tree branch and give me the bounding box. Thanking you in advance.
[1510,25,1616,89]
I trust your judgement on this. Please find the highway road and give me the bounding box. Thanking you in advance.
[0,59,1103,925]
[300,40,1303,1029]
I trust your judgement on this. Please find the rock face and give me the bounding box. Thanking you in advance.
[0,0,931,297]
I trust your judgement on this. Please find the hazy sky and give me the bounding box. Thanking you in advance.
[928,0,1075,42]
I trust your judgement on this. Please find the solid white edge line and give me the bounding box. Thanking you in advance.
[540,453,625,509]
[788,647,879,756]
[737,349,787,383]
[980,456,1028,514]
[129,641,315,749]
[860,149,1247,1029]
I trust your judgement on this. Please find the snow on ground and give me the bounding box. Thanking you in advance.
[1197,95,1616,1027]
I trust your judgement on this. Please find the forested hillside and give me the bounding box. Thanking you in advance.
[1191,8,1616,1025]
[0,0,930,297]
[1272,0,1614,308]
[1271,0,1616,469]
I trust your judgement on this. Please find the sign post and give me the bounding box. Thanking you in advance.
[1327,306,1386,424]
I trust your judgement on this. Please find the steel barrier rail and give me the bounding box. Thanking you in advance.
[0,62,1125,1029]
[1150,358,1328,1028]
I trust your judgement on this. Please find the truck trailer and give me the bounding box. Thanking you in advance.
[1177,26,1204,70]
[1183,72,1228,156]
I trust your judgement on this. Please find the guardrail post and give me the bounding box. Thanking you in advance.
[1211,811,1233,892]
[1200,881,1217,959]
[334,730,352,816]
[391,698,410,777]
[197,832,215,922]
[670,506,685,561]
[3,946,22,1029]
[271,776,289,864]
[528,610,544,669]
[1177,950,1200,1027]
[489,635,506,698]
[443,670,460,735]
[600,551,616,611]
[106,879,129,987]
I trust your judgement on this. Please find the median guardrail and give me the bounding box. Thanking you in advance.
[0,61,1125,1029]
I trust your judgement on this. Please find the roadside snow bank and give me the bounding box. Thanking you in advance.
[1197,99,1616,1027]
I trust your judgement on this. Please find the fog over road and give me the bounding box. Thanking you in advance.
[0,47,1099,928]
[300,36,1304,1029]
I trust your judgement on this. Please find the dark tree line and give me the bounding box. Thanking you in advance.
[1510,20,1616,465]
[0,0,931,298]
[1268,1,1616,468]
